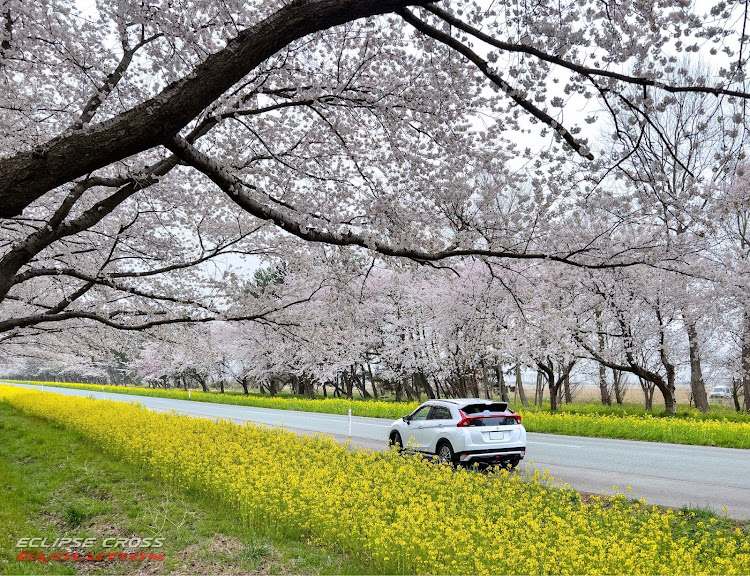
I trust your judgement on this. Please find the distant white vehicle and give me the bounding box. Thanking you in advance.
[388,398,526,469]
[709,386,732,399]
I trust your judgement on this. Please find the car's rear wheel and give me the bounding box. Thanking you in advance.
[389,431,403,452]
[505,457,521,470]
[436,441,456,465]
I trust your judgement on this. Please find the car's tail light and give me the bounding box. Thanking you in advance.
[456,410,470,427]
[458,410,522,426]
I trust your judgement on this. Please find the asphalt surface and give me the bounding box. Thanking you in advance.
[3,382,750,519]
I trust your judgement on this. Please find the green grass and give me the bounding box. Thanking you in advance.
[0,402,372,575]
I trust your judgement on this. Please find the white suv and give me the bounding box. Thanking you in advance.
[388,398,526,468]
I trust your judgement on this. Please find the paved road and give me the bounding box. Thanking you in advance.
[4,382,750,519]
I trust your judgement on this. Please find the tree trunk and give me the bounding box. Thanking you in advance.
[470,371,480,398]
[417,371,435,399]
[495,364,509,403]
[534,370,545,407]
[331,375,343,398]
[548,378,558,411]
[640,377,655,411]
[563,372,572,404]
[515,363,528,407]
[686,322,709,412]
[239,376,249,395]
[732,379,741,412]
[598,361,611,405]
[537,362,558,411]
[432,376,443,399]
[366,363,378,398]
[660,363,677,414]
[306,379,315,399]
[344,371,353,400]
[482,360,492,399]
[196,374,210,393]
[743,310,750,412]
[655,374,675,413]
[612,368,625,404]
[402,377,414,402]
[352,365,371,399]
[655,304,677,414]
[456,372,466,398]
[596,308,612,405]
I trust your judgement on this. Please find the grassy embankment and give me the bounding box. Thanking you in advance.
[0,385,749,575]
[0,402,373,576]
[4,380,750,449]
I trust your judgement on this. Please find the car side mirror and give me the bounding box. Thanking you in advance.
[403,415,412,424]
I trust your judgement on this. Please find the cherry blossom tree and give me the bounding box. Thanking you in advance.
[5,0,750,411]
[713,166,750,411]
[2,1,750,331]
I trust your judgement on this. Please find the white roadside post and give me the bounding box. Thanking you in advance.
[348,408,352,438]
[188,390,191,399]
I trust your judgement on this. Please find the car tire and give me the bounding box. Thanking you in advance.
[505,457,521,470]
[436,441,456,466]
[389,431,403,452]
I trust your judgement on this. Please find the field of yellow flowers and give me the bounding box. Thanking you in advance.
[1,384,748,575]
[519,410,750,448]
[2,379,418,418]
[5,380,750,449]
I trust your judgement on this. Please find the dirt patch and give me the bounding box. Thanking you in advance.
[176,534,260,575]
[207,535,245,554]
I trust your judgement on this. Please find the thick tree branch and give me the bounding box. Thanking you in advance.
[167,134,646,269]
[0,281,325,333]
[9,267,221,312]
[0,0,435,218]
[0,158,177,303]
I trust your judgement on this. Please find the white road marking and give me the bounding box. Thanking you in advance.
[531,441,583,449]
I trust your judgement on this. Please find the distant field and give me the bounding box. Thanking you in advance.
[3,380,750,449]
[1,384,748,575]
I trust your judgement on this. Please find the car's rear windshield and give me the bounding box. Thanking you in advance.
[466,416,518,427]
[461,402,508,414]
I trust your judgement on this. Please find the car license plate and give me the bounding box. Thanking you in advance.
[489,432,505,441]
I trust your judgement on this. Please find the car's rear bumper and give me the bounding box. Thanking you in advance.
[458,446,526,464]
